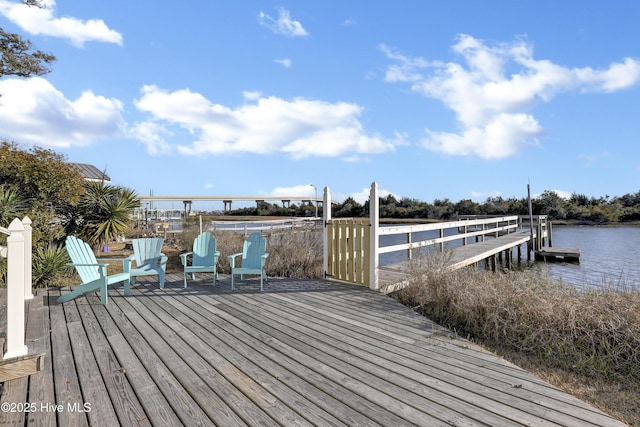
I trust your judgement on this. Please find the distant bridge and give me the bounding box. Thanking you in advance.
[136,195,323,212]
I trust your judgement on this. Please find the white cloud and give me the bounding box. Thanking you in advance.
[383,34,640,159]
[533,190,572,199]
[268,184,317,198]
[579,151,613,167]
[0,77,125,147]
[0,0,122,47]
[470,190,502,201]
[128,121,172,155]
[350,187,396,205]
[275,58,292,68]
[258,8,308,37]
[242,90,262,100]
[133,85,397,159]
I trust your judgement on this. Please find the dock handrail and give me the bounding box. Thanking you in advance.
[378,216,520,257]
[322,183,549,290]
[1,217,33,360]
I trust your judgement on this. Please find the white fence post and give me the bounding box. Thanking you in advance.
[22,216,34,300]
[369,182,379,290]
[322,187,332,278]
[4,218,28,359]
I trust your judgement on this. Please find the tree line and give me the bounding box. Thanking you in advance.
[226,189,640,223]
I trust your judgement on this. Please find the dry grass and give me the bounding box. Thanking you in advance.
[169,225,323,279]
[392,252,640,426]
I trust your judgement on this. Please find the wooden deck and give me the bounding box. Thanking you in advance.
[1,274,624,426]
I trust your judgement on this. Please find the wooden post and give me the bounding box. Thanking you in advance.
[323,187,331,279]
[22,216,33,300]
[463,225,468,246]
[4,218,28,359]
[369,182,379,290]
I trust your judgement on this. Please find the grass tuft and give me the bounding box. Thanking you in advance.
[393,252,640,425]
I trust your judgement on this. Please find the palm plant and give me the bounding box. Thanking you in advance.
[77,182,139,247]
[0,185,28,227]
[32,243,69,287]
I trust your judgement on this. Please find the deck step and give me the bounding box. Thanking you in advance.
[0,352,46,382]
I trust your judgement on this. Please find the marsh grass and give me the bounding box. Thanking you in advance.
[393,252,640,425]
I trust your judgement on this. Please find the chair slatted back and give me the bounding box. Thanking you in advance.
[192,233,216,267]
[132,238,164,267]
[242,233,267,269]
[65,235,100,283]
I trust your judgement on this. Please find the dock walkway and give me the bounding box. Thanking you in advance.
[447,231,532,270]
[379,231,533,291]
[1,274,624,426]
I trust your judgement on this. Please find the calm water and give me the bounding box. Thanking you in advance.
[543,226,640,289]
[379,224,640,290]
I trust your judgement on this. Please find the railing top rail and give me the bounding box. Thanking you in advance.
[379,216,519,235]
[210,218,316,225]
[0,226,9,235]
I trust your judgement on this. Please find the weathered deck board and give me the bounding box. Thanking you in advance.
[0,274,626,426]
[25,290,56,427]
[91,291,215,426]
[447,231,532,270]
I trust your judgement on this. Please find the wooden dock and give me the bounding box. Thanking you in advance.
[1,274,624,426]
[536,247,581,263]
[447,231,533,270]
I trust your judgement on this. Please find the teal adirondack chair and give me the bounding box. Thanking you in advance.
[179,232,220,287]
[59,236,132,305]
[228,232,269,291]
[129,238,167,288]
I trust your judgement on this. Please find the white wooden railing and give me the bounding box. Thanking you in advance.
[1,216,33,360]
[322,183,545,291]
[209,218,319,235]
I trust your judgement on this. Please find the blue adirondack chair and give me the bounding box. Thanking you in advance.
[129,238,167,288]
[58,236,132,305]
[228,232,269,291]
[179,232,220,287]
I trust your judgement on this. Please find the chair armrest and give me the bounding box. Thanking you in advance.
[180,251,193,266]
[213,251,221,264]
[67,262,108,277]
[160,253,168,271]
[67,262,108,267]
[228,252,242,268]
[96,257,134,272]
[261,253,269,267]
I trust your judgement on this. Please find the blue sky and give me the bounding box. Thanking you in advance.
[1,1,639,210]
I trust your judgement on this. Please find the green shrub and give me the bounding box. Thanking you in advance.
[32,243,70,288]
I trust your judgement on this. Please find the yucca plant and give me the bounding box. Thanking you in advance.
[0,185,28,227]
[32,243,70,287]
[77,182,139,248]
